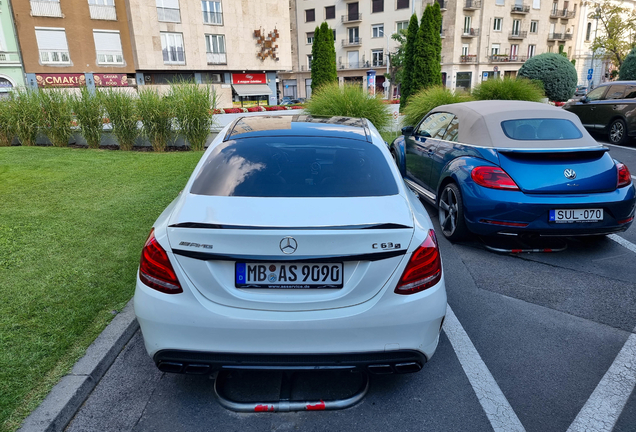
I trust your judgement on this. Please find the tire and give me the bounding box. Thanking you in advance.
[438,183,470,242]
[608,118,628,145]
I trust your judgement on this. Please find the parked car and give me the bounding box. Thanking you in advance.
[574,85,588,97]
[390,100,635,241]
[135,115,447,376]
[563,81,636,145]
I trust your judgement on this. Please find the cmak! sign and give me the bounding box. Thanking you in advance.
[36,73,85,87]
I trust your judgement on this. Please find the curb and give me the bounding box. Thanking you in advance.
[18,299,139,432]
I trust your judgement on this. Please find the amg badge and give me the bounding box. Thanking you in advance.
[179,241,213,249]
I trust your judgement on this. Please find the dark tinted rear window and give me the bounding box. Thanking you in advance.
[501,119,583,140]
[190,137,398,197]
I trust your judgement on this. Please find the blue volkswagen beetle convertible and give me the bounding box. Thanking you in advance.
[390,101,635,241]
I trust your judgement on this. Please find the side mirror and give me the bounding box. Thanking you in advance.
[401,126,414,136]
[581,96,589,103]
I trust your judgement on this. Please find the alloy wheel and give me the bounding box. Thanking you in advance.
[439,186,459,236]
[610,121,625,144]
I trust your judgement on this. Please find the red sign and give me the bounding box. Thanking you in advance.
[94,74,128,87]
[232,73,267,84]
[35,73,85,88]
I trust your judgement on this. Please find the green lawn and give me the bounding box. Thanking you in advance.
[0,147,203,432]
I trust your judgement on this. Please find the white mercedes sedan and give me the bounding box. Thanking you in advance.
[134,115,447,376]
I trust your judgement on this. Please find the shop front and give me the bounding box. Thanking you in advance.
[231,73,272,107]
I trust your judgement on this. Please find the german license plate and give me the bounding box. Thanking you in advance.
[235,262,343,289]
[549,209,603,223]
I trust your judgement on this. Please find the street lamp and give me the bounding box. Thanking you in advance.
[385,31,396,99]
[590,5,600,88]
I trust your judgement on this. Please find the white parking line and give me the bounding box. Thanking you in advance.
[566,327,636,432]
[608,234,636,254]
[443,305,526,432]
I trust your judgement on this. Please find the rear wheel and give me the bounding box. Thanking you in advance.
[608,118,628,145]
[438,183,469,242]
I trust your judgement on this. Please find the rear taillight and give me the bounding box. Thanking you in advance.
[139,229,183,294]
[395,229,442,295]
[471,166,520,191]
[617,162,632,188]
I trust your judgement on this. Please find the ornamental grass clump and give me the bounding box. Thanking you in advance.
[0,99,16,146]
[304,82,391,131]
[38,89,74,147]
[138,88,173,152]
[402,86,472,127]
[169,82,218,151]
[472,77,545,102]
[101,89,139,151]
[72,87,104,149]
[9,88,41,147]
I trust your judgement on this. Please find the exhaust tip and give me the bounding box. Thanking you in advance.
[185,364,211,375]
[394,362,422,373]
[158,361,184,373]
[368,364,394,374]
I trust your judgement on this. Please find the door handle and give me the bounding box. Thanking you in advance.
[427,149,435,156]
[613,105,618,109]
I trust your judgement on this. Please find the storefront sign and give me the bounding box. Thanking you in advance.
[35,73,86,87]
[232,73,267,84]
[94,73,128,87]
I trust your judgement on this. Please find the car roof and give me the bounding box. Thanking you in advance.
[431,100,598,149]
[225,115,371,142]
[595,81,636,87]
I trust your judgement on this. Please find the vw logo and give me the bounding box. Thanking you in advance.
[279,237,298,254]
[564,169,577,180]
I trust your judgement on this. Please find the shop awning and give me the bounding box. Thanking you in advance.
[232,84,272,96]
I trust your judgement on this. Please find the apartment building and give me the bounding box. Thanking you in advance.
[440,0,579,92]
[281,0,425,99]
[126,0,292,107]
[0,1,25,94]
[12,0,135,89]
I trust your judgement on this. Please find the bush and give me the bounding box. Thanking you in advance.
[619,47,636,80]
[101,90,139,151]
[517,53,577,102]
[265,105,286,111]
[402,86,472,127]
[0,99,16,146]
[304,82,391,130]
[221,108,243,114]
[9,89,41,147]
[72,87,104,149]
[138,88,173,152]
[39,89,74,147]
[472,77,545,102]
[170,83,217,151]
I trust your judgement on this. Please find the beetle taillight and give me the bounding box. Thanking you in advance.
[471,166,520,191]
[617,162,632,188]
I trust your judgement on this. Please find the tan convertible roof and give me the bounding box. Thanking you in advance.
[430,100,600,149]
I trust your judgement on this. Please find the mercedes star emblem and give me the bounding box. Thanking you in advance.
[564,169,577,180]
[279,237,298,254]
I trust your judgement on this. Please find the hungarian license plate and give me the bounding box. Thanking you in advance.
[235,262,344,289]
[549,208,603,223]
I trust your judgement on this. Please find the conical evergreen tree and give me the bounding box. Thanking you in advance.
[412,6,432,92]
[400,14,419,111]
[430,2,443,86]
[321,22,338,84]
[311,25,323,93]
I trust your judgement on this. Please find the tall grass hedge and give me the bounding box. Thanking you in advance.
[472,77,545,102]
[101,90,139,151]
[72,87,104,149]
[9,88,41,147]
[138,88,173,152]
[170,83,218,151]
[402,86,472,127]
[39,89,74,148]
[0,99,15,147]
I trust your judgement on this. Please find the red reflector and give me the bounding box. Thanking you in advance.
[395,229,442,295]
[139,229,183,294]
[479,219,529,227]
[511,249,522,254]
[471,166,520,191]
[618,216,634,224]
[617,163,632,188]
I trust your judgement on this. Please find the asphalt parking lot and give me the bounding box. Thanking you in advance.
[65,142,636,432]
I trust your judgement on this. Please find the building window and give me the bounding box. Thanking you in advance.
[372,49,383,66]
[333,29,336,41]
[463,16,471,34]
[462,44,469,56]
[512,19,521,36]
[205,34,226,64]
[202,1,222,25]
[496,0,504,5]
[530,21,538,33]
[156,0,180,23]
[372,0,384,13]
[396,21,408,32]
[30,0,62,18]
[307,55,313,70]
[456,72,472,91]
[551,2,558,14]
[493,18,502,31]
[491,43,500,55]
[396,0,409,10]
[325,5,335,19]
[528,44,536,58]
[88,0,117,20]
[586,22,592,41]
[93,30,124,65]
[372,24,384,38]
[36,28,70,65]
[533,0,540,9]
[307,32,314,44]
[161,32,185,64]
[306,9,315,22]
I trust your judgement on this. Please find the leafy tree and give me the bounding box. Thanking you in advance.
[619,47,636,80]
[311,23,337,92]
[400,14,419,111]
[385,30,407,100]
[518,53,577,102]
[589,0,636,68]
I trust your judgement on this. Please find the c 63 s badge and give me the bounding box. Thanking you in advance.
[372,242,401,250]
[179,241,213,249]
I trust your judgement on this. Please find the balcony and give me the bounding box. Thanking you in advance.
[157,7,180,23]
[341,13,362,23]
[0,52,21,65]
[488,55,528,63]
[459,54,477,63]
[342,38,362,47]
[510,4,530,14]
[464,0,481,10]
[371,59,387,67]
[509,31,528,39]
[548,33,573,41]
[440,29,446,38]
[550,9,576,19]
[89,4,117,20]
[461,28,480,37]
[30,0,62,17]
[436,0,447,10]
[300,65,311,71]
[203,11,223,25]
[206,52,227,65]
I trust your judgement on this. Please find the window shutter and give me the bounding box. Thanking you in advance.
[35,29,69,51]
[157,0,179,9]
[93,31,122,51]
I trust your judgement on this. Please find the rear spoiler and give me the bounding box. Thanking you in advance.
[497,146,609,154]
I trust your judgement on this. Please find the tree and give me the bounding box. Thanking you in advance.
[619,47,636,80]
[399,14,419,111]
[589,0,636,68]
[320,22,338,84]
[518,53,577,102]
[385,30,407,100]
[311,23,337,92]
[430,2,443,86]
[310,25,322,93]
[412,6,433,92]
